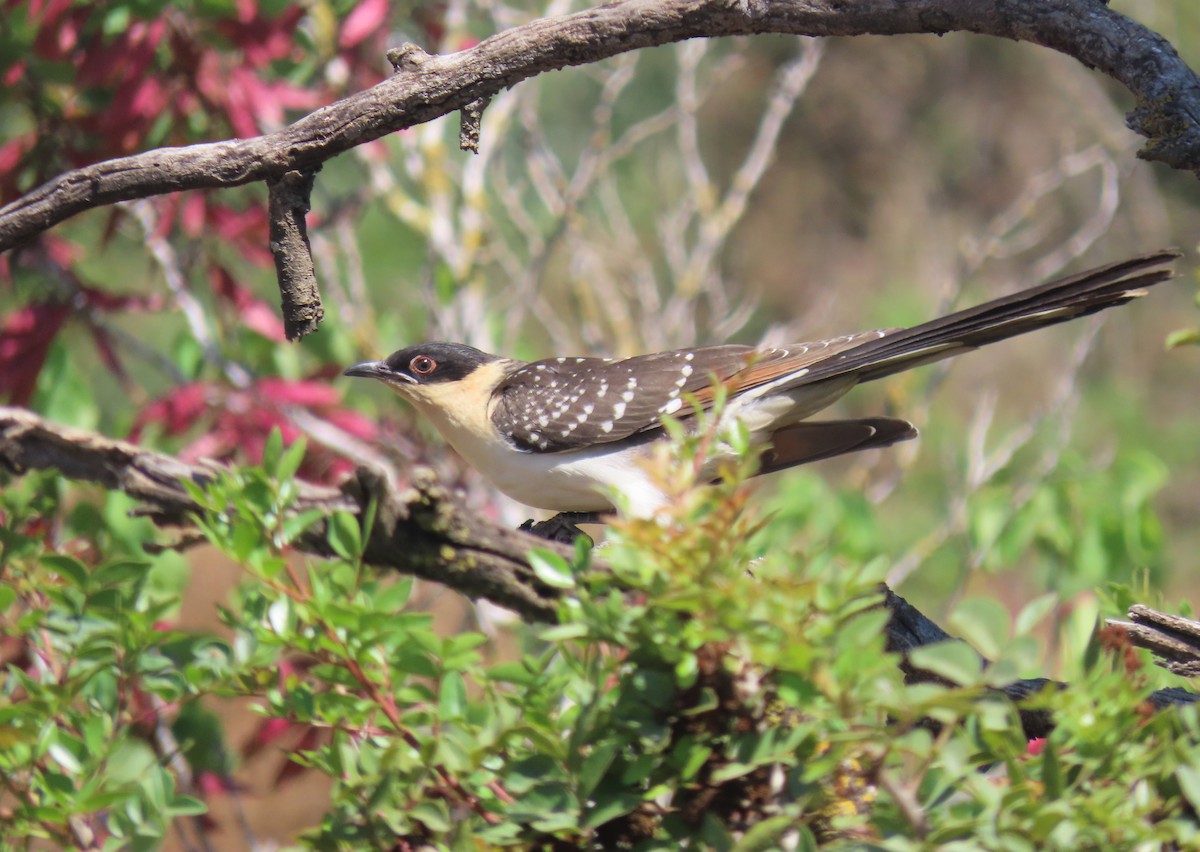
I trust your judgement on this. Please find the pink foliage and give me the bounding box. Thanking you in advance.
[132,377,378,482]
[0,303,70,405]
[339,0,390,50]
[211,266,287,342]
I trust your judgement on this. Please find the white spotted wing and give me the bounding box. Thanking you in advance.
[490,335,886,453]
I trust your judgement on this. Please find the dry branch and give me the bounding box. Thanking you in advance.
[1111,605,1200,677]
[0,0,1197,334]
[266,168,324,340]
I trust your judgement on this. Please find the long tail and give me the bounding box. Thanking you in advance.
[759,417,918,475]
[792,250,1180,388]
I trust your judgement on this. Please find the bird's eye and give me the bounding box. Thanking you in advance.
[410,355,437,376]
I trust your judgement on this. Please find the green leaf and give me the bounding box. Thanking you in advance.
[583,789,642,828]
[710,760,756,783]
[277,436,308,483]
[374,578,413,612]
[577,739,622,798]
[165,795,208,817]
[947,597,1010,660]
[1041,740,1063,799]
[574,534,593,569]
[262,428,284,476]
[505,755,560,794]
[737,814,798,850]
[907,641,983,687]
[1015,592,1059,636]
[230,522,262,563]
[101,6,131,37]
[1178,765,1200,812]
[539,623,589,642]
[672,736,713,782]
[438,671,468,720]
[327,511,363,560]
[529,548,574,589]
[279,509,326,546]
[90,559,148,589]
[486,661,537,685]
[410,799,452,833]
[1166,327,1200,349]
[0,584,16,612]
[48,741,83,775]
[40,554,89,588]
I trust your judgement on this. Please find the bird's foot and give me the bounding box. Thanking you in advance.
[519,512,602,546]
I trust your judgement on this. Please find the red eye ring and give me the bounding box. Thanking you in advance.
[410,355,437,375]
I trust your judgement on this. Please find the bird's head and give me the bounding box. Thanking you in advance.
[344,342,504,406]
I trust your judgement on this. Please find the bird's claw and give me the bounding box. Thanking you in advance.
[519,512,600,546]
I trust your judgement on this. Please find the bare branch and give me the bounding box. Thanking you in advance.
[266,168,324,340]
[1110,605,1200,677]
[459,96,492,153]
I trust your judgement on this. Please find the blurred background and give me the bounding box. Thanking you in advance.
[2,0,1199,844]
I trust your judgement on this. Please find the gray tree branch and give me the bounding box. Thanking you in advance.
[1110,604,1200,677]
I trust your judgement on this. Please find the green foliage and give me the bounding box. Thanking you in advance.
[0,473,207,849]
[1166,267,1200,349]
[5,425,1199,848]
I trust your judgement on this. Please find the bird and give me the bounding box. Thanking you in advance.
[345,251,1178,528]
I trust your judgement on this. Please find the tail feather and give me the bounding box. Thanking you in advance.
[758,417,918,476]
[788,251,1179,389]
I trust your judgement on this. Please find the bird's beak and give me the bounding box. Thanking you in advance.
[343,360,416,384]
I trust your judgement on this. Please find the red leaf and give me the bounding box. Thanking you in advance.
[0,303,70,405]
[41,234,80,268]
[322,407,379,442]
[131,383,211,439]
[242,300,287,341]
[210,265,286,341]
[257,378,339,407]
[339,0,389,50]
[0,136,33,202]
[241,716,298,760]
[78,284,164,313]
[181,429,228,462]
[1026,737,1047,757]
[180,193,207,237]
[196,770,237,796]
[207,202,273,266]
[87,324,127,380]
[225,66,269,136]
[2,59,25,87]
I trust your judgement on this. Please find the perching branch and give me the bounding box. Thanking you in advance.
[1110,604,1200,678]
[1,406,1195,737]
[0,406,563,622]
[0,0,1198,336]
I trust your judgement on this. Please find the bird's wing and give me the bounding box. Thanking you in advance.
[491,347,743,452]
[491,337,883,453]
